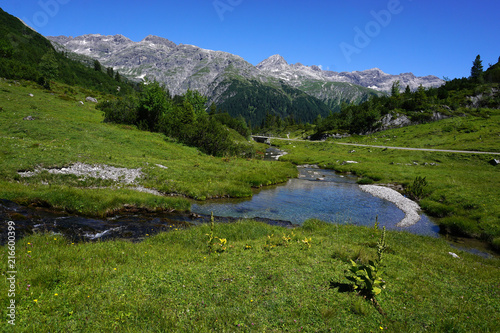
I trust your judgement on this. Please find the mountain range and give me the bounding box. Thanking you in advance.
[49,34,444,125]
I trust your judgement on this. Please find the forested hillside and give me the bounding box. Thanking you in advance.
[0,8,135,95]
[313,55,500,137]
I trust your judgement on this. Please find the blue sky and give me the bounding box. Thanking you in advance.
[3,0,499,79]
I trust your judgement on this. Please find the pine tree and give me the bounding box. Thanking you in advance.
[94,59,102,72]
[470,55,484,81]
[0,39,13,58]
[391,80,400,97]
[404,85,411,96]
[106,67,114,78]
[39,50,59,80]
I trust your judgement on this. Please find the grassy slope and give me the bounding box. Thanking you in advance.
[341,109,500,153]
[273,112,500,249]
[1,220,498,332]
[0,79,296,215]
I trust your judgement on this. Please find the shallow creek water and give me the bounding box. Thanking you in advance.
[192,166,440,237]
[0,147,496,258]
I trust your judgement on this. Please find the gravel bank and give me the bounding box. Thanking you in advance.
[359,185,421,227]
[19,162,143,185]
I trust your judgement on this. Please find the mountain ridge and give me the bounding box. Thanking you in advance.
[47,33,444,125]
[49,33,443,93]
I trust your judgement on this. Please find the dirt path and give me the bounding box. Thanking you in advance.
[335,142,500,155]
[263,137,500,155]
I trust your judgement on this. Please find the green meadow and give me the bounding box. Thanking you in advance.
[1,78,499,332]
[0,78,296,215]
[1,220,499,332]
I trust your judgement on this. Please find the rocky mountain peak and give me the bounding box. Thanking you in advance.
[140,35,176,48]
[256,54,289,70]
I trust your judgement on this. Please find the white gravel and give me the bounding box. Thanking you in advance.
[18,162,143,185]
[359,185,421,227]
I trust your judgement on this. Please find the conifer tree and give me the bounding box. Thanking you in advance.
[470,55,484,81]
[94,59,102,72]
[39,50,59,80]
[391,80,400,97]
[404,85,411,96]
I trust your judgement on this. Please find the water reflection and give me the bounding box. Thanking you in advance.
[192,167,441,237]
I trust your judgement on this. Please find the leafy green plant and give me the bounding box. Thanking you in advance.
[346,259,385,297]
[263,232,296,251]
[345,227,387,315]
[301,237,312,250]
[206,213,227,254]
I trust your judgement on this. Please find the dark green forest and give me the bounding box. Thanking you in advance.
[215,78,332,128]
[0,8,136,95]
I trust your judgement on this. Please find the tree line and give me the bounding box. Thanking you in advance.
[97,81,254,157]
[312,55,500,137]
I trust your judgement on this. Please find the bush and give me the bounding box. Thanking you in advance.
[492,237,500,251]
[405,176,428,201]
[97,98,138,125]
[357,177,374,185]
[213,113,251,139]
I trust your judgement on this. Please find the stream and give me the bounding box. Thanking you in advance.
[191,166,439,237]
[0,147,497,258]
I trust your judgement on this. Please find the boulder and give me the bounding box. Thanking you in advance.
[489,159,500,166]
[23,116,34,121]
[86,96,98,103]
[378,113,411,131]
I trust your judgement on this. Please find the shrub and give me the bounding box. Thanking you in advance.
[357,177,374,185]
[492,237,500,251]
[344,226,388,316]
[97,98,138,125]
[405,176,428,201]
